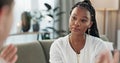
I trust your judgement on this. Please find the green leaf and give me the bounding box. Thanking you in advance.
[44,3,52,11]
[53,7,60,12]
[56,12,65,16]
[47,14,54,18]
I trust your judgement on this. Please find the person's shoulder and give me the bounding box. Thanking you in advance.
[89,35,104,43]
[88,35,110,55]
[51,35,69,48]
[88,35,106,48]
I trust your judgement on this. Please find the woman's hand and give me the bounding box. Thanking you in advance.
[0,44,18,63]
[113,50,119,63]
[96,50,119,63]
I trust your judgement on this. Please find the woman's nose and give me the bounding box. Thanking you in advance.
[74,21,80,26]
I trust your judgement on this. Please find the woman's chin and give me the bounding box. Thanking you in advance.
[71,31,82,35]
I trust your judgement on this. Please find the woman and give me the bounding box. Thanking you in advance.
[0,0,18,63]
[50,0,119,63]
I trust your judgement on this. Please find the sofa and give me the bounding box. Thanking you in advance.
[3,36,113,63]
[16,40,53,63]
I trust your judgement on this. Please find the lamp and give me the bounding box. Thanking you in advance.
[90,0,119,35]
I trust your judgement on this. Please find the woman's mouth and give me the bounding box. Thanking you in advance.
[71,25,81,32]
[72,28,80,32]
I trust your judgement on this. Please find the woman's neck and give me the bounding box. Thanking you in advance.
[70,33,86,43]
[69,33,86,54]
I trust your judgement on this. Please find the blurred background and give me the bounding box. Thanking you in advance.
[5,0,120,49]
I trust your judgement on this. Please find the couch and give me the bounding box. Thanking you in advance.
[16,40,53,63]
[4,36,113,63]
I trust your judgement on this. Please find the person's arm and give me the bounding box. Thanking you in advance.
[49,42,63,63]
[94,39,119,63]
[96,50,119,63]
[0,44,18,63]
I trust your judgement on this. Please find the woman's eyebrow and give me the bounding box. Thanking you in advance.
[82,16,88,19]
[72,13,77,16]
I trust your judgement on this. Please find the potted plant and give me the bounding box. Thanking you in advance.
[43,3,66,39]
[31,11,44,32]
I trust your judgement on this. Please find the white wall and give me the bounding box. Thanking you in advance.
[6,0,37,45]
[11,0,31,34]
[6,0,55,45]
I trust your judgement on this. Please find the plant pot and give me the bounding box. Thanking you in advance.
[41,32,50,40]
[33,22,39,32]
[22,24,30,32]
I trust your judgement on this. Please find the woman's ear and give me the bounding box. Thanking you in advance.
[88,21,93,28]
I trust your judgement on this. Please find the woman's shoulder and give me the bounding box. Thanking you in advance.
[88,35,104,43]
[51,35,69,48]
[88,35,106,48]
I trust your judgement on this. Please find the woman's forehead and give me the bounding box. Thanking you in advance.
[71,7,91,18]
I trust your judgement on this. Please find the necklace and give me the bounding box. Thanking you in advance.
[68,34,86,54]
[69,34,86,63]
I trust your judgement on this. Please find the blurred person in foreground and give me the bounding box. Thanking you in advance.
[0,0,18,63]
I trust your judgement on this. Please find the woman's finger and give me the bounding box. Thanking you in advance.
[0,44,18,63]
[113,50,119,63]
[2,45,16,60]
[96,50,111,63]
[9,55,18,63]
[5,47,17,62]
[96,53,105,63]
[0,44,14,58]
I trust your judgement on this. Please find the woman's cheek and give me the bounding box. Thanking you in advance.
[69,24,72,31]
[69,21,72,31]
[83,26,88,33]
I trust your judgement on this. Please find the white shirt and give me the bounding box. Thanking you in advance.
[49,34,112,63]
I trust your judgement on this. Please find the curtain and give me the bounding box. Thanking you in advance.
[59,0,74,34]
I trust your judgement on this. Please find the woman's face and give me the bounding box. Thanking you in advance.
[0,3,14,45]
[69,7,93,35]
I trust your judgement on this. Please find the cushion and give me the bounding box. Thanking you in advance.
[16,41,47,63]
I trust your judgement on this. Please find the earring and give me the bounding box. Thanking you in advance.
[88,28,91,35]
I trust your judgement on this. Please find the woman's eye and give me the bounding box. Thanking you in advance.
[81,19,87,22]
[72,16,77,20]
